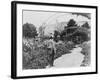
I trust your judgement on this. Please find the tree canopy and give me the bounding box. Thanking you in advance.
[65,19,77,28]
[23,23,38,38]
[81,22,90,29]
[53,19,90,44]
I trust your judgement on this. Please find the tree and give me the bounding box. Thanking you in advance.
[23,23,38,38]
[66,19,77,28]
[38,25,46,38]
[55,22,67,33]
[81,22,90,29]
[59,19,90,44]
[59,19,78,41]
[53,30,60,42]
[64,19,78,34]
[38,23,46,41]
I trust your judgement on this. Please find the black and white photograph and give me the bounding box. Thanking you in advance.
[22,10,91,69]
[11,1,97,79]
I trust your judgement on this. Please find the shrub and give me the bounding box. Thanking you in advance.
[55,43,71,59]
[80,41,90,55]
[80,41,91,66]
[23,43,31,53]
[23,46,49,69]
[64,41,75,50]
[23,38,73,69]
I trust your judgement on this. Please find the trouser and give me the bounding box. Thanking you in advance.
[47,48,55,66]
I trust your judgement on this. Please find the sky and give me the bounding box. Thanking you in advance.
[23,10,91,35]
[23,10,56,28]
[23,10,90,27]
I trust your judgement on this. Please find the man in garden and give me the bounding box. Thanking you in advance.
[46,33,56,67]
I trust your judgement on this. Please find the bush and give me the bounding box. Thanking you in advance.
[23,43,31,53]
[23,38,48,69]
[23,46,49,69]
[23,38,73,69]
[80,41,91,66]
[55,43,71,59]
[80,41,90,55]
[64,41,75,50]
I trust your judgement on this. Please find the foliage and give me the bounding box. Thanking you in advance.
[23,38,48,69]
[64,41,76,50]
[38,25,46,38]
[81,22,90,29]
[22,18,91,69]
[59,19,78,42]
[23,23,38,38]
[53,30,60,42]
[23,38,72,69]
[80,42,90,55]
[65,19,77,28]
[80,42,91,66]
[55,43,71,59]
[55,22,67,33]
[59,23,89,44]
[69,28,89,44]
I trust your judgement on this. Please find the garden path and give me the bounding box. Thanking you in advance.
[53,46,84,68]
